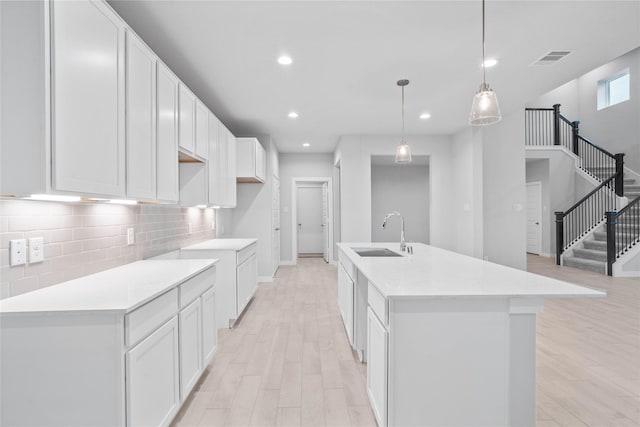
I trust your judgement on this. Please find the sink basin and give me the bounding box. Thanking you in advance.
[351,247,403,257]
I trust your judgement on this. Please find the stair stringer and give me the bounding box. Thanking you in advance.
[612,242,640,277]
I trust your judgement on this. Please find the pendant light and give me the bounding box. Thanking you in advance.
[469,0,501,126]
[395,79,412,164]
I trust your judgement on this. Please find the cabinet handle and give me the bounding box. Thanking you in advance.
[275,227,280,231]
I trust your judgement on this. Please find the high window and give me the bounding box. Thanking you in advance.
[597,68,630,110]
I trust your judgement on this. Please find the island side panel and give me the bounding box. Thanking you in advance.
[1,312,125,426]
[388,298,509,427]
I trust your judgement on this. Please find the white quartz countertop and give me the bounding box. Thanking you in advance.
[338,243,605,299]
[0,259,217,315]
[181,238,257,251]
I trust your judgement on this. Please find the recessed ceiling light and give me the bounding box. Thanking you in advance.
[302,142,310,147]
[419,113,431,119]
[288,111,299,119]
[278,56,292,65]
[483,58,498,68]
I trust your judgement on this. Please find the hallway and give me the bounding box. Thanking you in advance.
[173,256,640,427]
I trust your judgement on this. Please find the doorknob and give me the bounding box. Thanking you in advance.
[535,222,539,225]
[275,227,280,231]
[320,224,324,227]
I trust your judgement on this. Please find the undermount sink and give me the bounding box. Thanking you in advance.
[351,247,403,257]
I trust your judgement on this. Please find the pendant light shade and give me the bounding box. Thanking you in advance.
[395,141,412,164]
[469,0,501,126]
[469,82,501,125]
[395,79,412,164]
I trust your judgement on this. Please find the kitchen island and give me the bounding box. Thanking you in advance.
[337,242,604,427]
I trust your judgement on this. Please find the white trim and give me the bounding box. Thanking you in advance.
[291,177,334,266]
[279,260,295,266]
[612,241,640,277]
[258,276,274,283]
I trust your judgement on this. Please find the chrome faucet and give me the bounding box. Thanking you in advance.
[381,211,407,252]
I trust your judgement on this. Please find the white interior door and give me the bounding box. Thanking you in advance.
[297,186,323,254]
[322,183,329,262]
[272,177,281,275]
[526,182,542,255]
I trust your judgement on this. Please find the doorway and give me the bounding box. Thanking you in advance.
[292,177,333,264]
[526,181,542,255]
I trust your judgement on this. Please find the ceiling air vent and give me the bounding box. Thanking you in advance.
[531,50,574,66]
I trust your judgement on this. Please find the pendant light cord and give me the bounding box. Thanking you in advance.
[482,0,486,85]
[401,85,405,142]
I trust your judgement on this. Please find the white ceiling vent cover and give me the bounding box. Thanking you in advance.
[532,50,574,66]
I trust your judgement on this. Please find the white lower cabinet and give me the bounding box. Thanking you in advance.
[126,316,180,427]
[201,288,217,365]
[237,253,257,315]
[179,298,203,398]
[0,263,217,427]
[367,308,388,427]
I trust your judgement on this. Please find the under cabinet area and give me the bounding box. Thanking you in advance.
[0,260,217,427]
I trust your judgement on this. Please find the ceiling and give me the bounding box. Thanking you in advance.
[108,1,640,153]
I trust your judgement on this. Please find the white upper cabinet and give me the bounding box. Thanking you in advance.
[236,138,266,183]
[156,63,180,203]
[225,128,237,208]
[125,32,157,201]
[51,0,126,197]
[195,101,209,160]
[207,112,222,206]
[178,85,195,155]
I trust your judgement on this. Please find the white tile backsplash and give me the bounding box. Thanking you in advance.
[0,199,217,299]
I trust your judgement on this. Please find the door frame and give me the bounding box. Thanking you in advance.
[526,181,543,255]
[292,177,333,265]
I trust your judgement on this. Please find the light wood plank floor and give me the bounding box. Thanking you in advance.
[173,255,640,427]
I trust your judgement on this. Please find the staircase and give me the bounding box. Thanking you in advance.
[563,174,640,274]
[525,104,640,276]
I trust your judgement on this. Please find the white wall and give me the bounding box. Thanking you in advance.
[278,153,334,262]
[370,161,429,244]
[226,135,279,279]
[334,135,454,250]
[481,112,527,270]
[451,127,484,258]
[527,47,640,172]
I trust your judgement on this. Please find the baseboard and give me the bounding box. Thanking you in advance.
[258,276,274,283]
[279,260,296,266]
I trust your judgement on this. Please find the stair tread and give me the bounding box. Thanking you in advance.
[563,256,606,274]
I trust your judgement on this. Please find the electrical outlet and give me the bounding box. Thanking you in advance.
[10,239,27,266]
[211,220,215,230]
[28,237,44,263]
[127,228,135,245]
[188,222,192,235]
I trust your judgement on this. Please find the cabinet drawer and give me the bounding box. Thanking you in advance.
[368,282,388,326]
[237,243,256,266]
[126,288,178,348]
[180,266,216,308]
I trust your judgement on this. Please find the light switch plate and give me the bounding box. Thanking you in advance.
[10,239,27,266]
[127,228,135,246]
[28,237,44,263]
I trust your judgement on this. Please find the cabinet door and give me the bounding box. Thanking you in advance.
[178,85,195,154]
[126,316,180,427]
[179,298,202,399]
[207,112,221,206]
[52,0,125,197]
[218,125,229,206]
[126,32,156,200]
[236,253,256,316]
[156,63,179,203]
[367,308,388,427]
[195,101,209,160]
[201,288,217,365]
[226,131,237,207]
